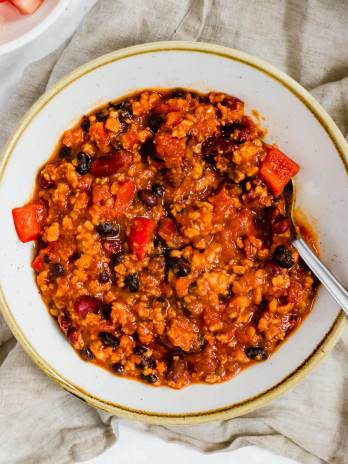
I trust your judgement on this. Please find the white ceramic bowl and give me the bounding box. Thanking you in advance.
[0,42,347,424]
[0,0,70,55]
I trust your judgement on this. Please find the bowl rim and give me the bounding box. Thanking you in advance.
[0,40,347,425]
[0,0,71,56]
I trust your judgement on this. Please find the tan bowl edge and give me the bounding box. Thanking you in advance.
[0,41,347,425]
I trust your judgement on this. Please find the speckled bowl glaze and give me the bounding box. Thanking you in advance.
[0,42,347,424]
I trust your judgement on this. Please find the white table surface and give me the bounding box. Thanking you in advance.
[0,2,301,463]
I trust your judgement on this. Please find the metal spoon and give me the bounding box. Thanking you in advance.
[285,180,348,315]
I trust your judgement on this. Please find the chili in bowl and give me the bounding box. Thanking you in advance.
[12,88,317,389]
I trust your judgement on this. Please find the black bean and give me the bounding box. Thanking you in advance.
[110,139,123,150]
[114,101,133,120]
[240,177,253,193]
[166,256,191,277]
[49,263,65,280]
[273,245,294,268]
[197,94,210,104]
[98,271,110,283]
[124,273,139,292]
[133,345,148,356]
[148,113,164,133]
[81,117,90,132]
[145,357,156,369]
[96,222,120,237]
[170,89,186,99]
[219,287,233,303]
[153,236,169,256]
[152,183,164,197]
[110,251,125,266]
[43,254,51,264]
[245,346,268,361]
[75,153,91,175]
[59,146,71,158]
[220,123,235,138]
[100,303,112,320]
[140,139,164,163]
[98,332,120,348]
[203,154,217,171]
[112,362,124,374]
[138,189,157,207]
[141,373,158,384]
[70,251,81,261]
[80,347,94,361]
[96,111,107,122]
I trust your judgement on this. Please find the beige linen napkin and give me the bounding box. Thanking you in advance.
[1,1,348,463]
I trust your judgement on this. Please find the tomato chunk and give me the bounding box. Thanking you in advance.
[12,203,44,243]
[114,179,135,215]
[31,254,44,272]
[129,217,156,260]
[259,147,299,196]
[90,150,132,178]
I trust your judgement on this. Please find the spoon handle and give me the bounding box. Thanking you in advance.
[293,238,348,316]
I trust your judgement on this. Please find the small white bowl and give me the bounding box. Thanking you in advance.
[0,0,70,55]
[0,42,347,424]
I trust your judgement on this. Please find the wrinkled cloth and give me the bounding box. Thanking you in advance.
[0,1,348,463]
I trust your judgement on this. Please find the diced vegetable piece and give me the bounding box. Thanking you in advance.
[259,147,300,196]
[89,121,110,153]
[114,179,135,215]
[129,217,156,260]
[12,203,44,243]
[90,150,132,177]
[32,254,44,272]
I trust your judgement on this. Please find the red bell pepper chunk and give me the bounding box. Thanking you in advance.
[90,150,132,178]
[259,147,300,196]
[32,254,44,272]
[114,179,135,215]
[12,203,44,243]
[129,217,156,260]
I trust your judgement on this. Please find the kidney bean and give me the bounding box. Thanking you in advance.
[264,260,282,275]
[74,295,101,317]
[68,328,84,350]
[272,217,290,234]
[138,189,157,207]
[103,239,122,255]
[57,313,71,335]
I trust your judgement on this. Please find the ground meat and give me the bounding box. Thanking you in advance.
[31,88,316,388]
